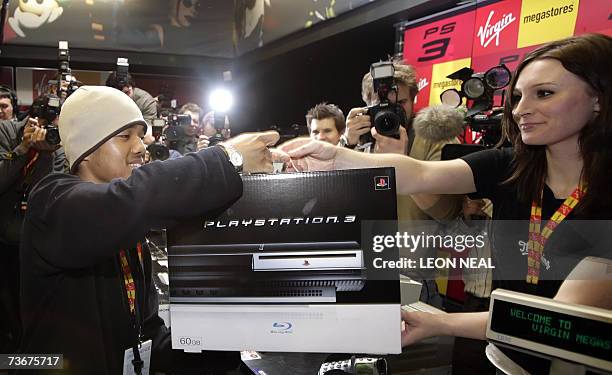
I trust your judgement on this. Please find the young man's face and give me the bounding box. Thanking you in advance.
[79,124,145,183]
[310,117,341,145]
[0,97,14,120]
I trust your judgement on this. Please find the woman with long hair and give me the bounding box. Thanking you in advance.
[280,33,612,373]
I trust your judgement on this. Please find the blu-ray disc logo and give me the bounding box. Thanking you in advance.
[273,322,292,330]
[271,322,293,334]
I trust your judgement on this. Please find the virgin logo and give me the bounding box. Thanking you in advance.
[417,77,429,91]
[477,10,516,48]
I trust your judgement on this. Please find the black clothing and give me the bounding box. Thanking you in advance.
[19,147,242,374]
[168,139,197,156]
[0,118,66,352]
[0,118,66,245]
[461,147,611,373]
[462,148,610,295]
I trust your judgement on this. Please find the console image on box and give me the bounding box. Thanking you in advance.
[168,168,401,354]
[170,241,365,303]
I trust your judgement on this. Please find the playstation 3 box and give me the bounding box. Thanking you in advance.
[167,168,401,354]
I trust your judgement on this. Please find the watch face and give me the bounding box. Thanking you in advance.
[230,152,243,167]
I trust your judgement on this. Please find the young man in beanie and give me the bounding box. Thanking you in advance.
[19,86,279,374]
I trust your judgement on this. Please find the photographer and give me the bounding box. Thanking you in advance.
[280,33,612,374]
[345,62,462,220]
[19,86,278,374]
[0,85,18,121]
[166,102,200,155]
[0,94,66,352]
[345,62,463,305]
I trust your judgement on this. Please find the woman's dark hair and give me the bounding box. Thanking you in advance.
[501,33,612,215]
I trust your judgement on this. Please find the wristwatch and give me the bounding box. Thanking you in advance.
[338,135,357,149]
[218,143,243,173]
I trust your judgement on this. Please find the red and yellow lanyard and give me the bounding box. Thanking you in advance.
[119,243,144,315]
[526,185,585,284]
[24,149,39,175]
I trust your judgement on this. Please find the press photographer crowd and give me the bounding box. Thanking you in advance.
[1,32,611,375]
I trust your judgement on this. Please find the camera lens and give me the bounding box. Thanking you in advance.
[485,65,511,90]
[440,89,462,107]
[463,78,485,99]
[147,143,170,161]
[373,109,400,136]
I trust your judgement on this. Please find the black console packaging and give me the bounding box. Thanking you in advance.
[168,168,401,354]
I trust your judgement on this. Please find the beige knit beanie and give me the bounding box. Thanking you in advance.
[58,86,147,173]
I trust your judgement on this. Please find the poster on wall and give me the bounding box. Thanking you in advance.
[235,0,378,54]
[3,0,378,57]
[3,0,235,58]
[402,0,612,112]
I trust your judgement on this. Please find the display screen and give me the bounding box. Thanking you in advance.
[490,300,612,362]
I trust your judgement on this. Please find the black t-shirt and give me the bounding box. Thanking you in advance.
[461,148,611,373]
[462,147,611,296]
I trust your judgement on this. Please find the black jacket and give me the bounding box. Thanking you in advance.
[19,147,242,374]
[0,118,66,246]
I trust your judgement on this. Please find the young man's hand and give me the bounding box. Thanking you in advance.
[223,131,280,173]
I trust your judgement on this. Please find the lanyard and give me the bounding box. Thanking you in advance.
[24,149,39,175]
[119,243,145,374]
[526,185,585,285]
[119,243,143,315]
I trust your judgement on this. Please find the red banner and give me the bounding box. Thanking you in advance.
[472,1,521,57]
[403,10,475,68]
[403,0,612,112]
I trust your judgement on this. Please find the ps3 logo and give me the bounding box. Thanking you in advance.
[272,322,292,331]
[375,176,390,190]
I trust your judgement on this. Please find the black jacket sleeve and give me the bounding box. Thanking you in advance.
[26,146,242,270]
[0,119,28,194]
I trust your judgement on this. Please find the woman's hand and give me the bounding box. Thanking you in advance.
[401,309,448,347]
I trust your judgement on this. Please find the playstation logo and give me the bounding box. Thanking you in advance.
[374,176,390,190]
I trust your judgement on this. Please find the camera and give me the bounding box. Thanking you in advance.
[147,118,170,161]
[29,94,62,145]
[53,41,81,101]
[164,114,194,142]
[147,114,195,161]
[58,41,70,78]
[440,65,511,147]
[360,61,408,145]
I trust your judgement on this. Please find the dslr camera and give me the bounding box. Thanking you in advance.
[146,114,194,161]
[361,61,408,145]
[164,113,194,142]
[147,118,170,161]
[29,94,62,146]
